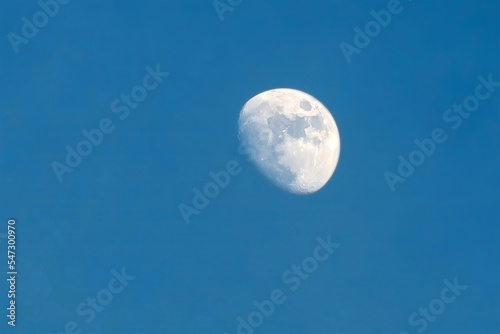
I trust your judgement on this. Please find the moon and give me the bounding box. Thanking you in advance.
[238,88,340,195]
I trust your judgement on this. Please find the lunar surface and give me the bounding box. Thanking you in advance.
[238,88,340,195]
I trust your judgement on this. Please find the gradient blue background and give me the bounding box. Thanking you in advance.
[0,0,499,333]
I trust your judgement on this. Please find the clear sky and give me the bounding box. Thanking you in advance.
[0,0,499,333]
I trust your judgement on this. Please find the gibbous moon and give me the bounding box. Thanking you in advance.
[238,88,340,195]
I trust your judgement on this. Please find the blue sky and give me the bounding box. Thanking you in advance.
[0,0,499,333]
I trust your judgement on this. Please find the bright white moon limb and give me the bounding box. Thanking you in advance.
[238,88,341,195]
